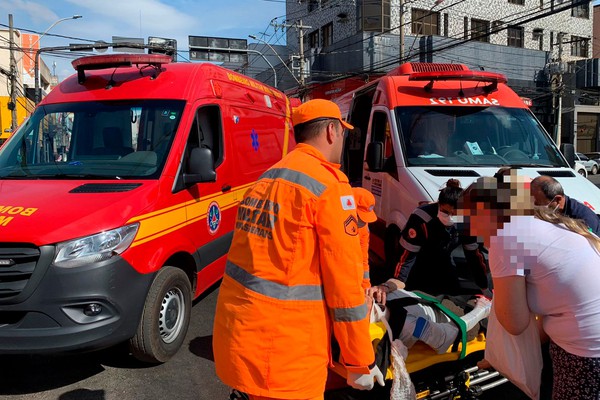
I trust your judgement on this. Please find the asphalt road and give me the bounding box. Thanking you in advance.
[0,283,229,400]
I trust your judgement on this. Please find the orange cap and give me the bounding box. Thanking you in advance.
[292,99,354,130]
[352,187,377,223]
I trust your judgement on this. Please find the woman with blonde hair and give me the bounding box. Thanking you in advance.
[458,172,600,399]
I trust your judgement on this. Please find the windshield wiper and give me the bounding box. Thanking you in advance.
[507,163,557,168]
[34,173,119,180]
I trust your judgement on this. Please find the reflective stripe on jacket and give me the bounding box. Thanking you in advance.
[358,225,371,290]
[213,144,374,399]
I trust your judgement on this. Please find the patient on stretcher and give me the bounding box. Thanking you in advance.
[376,287,491,354]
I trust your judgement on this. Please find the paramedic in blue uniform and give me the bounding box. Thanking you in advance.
[392,179,488,296]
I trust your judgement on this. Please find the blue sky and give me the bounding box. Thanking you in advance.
[1,0,287,80]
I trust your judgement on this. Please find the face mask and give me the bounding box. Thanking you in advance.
[548,197,560,213]
[437,210,455,227]
[534,196,560,213]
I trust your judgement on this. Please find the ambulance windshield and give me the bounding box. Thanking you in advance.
[396,106,567,168]
[0,100,184,179]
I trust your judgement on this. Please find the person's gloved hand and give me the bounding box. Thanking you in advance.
[346,365,385,390]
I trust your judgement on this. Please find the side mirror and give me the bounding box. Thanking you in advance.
[366,142,384,172]
[560,143,575,169]
[183,147,216,184]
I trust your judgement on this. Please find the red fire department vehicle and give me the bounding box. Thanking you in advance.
[0,54,294,363]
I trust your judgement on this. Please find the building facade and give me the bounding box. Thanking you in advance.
[0,29,52,136]
[280,0,597,151]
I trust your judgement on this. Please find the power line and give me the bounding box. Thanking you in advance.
[308,0,591,84]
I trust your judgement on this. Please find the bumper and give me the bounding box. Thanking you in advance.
[0,245,154,354]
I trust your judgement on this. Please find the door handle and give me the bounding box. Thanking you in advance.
[222,184,232,193]
[364,175,371,181]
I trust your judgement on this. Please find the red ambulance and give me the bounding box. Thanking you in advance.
[0,54,294,362]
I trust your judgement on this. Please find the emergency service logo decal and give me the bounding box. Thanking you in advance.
[344,215,358,236]
[251,129,260,151]
[207,201,221,235]
[340,195,356,210]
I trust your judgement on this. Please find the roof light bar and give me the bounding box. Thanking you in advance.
[72,54,172,84]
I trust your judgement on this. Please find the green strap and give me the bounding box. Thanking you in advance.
[412,292,468,359]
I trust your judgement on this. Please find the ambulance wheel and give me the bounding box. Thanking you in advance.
[384,224,401,280]
[129,266,192,363]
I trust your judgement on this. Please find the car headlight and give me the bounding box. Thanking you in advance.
[54,223,139,268]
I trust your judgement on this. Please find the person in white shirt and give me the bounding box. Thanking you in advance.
[458,172,600,400]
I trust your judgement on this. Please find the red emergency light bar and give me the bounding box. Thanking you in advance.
[72,54,172,84]
[408,70,507,93]
[408,70,507,83]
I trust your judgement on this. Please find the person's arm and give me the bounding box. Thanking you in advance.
[462,237,489,289]
[579,201,600,236]
[315,184,374,374]
[493,275,530,335]
[395,214,426,281]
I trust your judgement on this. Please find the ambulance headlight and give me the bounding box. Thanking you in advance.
[54,223,139,268]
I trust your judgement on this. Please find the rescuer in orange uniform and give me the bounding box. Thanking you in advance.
[213,99,384,400]
[352,187,377,291]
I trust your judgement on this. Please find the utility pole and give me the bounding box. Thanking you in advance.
[8,14,18,131]
[399,0,404,62]
[554,32,564,148]
[298,19,307,86]
[272,19,310,89]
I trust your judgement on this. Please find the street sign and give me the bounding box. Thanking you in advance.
[188,36,248,64]
[148,37,177,62]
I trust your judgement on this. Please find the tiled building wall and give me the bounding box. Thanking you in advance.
[286,0,593,63]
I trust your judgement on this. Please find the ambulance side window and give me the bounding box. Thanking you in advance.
[371,111,398,179]
[187,105,223,168]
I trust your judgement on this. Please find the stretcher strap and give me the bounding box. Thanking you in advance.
[412,292,468,359]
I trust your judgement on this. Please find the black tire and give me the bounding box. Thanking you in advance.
[383,224,401,281]
[129,266,192,363]
[578,168,587,177]
[592,165,598,175]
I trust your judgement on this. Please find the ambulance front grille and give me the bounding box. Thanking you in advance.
[0,245,40,298]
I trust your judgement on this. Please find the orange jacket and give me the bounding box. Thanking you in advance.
[213,144,374,399]
[358,225,371,290]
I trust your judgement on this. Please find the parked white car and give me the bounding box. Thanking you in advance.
[576,152,599,175]
[575,161,588,178]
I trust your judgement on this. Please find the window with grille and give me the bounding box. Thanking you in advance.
[533,28,544,50]
[308,30,319,48]
[322,23,333,47]
[508,0,525,4]
[507,26,524,47]
[471,19,490,42]
[571,36,589,57]
[359,0,391,32]
[571,1,589,18]
[412,8,440,36]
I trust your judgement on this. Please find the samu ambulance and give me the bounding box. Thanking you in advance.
[0,54,294,362]
[336,62,600,266]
